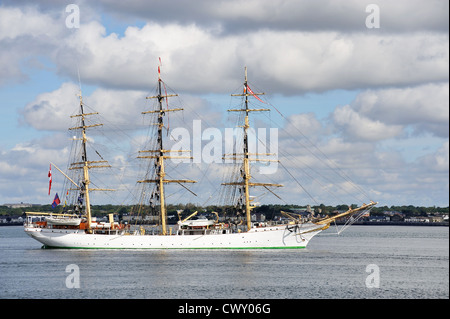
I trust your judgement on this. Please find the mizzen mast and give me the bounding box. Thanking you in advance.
[137,61,196,235]
[223,67,282,231]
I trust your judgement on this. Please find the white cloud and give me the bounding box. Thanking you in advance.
[47,19,448,94]
[0,6,66,85]
[0,134,71,203]
[91,0,449,33]
[1,5,448,93]
[0,6,62,41]
[4,0,448,33]
[280,113,323,140]
[20,82,80,131]
[419,140,449,173]
[333,104,404,142]
[332,83,449,142]
[351,83,449,136]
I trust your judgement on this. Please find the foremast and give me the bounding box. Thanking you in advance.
[137,62,196,235]
[223,67,282,231]
[68,92,111,230]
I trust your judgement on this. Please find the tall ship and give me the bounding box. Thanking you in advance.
[24,63,377,249]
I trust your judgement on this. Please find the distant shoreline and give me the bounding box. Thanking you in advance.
[1,221,448,227]
[0,223,24,226]
[335,221,448,227]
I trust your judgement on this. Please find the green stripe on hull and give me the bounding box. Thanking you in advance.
[43,245,306,250]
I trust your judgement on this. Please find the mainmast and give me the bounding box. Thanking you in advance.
[223,67,282,231]
[68,92,111,230]
[138,61,196,235]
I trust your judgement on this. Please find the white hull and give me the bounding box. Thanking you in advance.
[24,223,325,249]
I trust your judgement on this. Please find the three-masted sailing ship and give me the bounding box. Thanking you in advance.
[24,64,377,249]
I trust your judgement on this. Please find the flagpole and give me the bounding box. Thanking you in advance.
[50,162,79,188]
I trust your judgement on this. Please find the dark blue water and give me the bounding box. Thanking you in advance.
[0,225,448,299]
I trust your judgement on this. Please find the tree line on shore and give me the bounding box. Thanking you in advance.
[1,203,448,220]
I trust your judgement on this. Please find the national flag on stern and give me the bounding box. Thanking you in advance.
[51,193,60,208]
[48,164,52,195]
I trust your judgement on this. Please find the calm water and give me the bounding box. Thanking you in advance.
[0,225,448,299]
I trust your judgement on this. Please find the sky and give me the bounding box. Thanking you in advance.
[0,0,448,208]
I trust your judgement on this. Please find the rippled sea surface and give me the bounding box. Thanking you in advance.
[0,225,448,299]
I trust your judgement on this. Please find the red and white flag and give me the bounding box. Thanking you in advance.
[48,164,52,195]
[158,57,162,79]
[246,84,266,103]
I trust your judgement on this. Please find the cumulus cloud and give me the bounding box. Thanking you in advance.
[350,83,449,137]
[1,4,448,94]
[86,0,449,33]
[0,5,67,85]
[332,83,449,142]
[3,0,448,33]
[19,80,222,135]
[281,113,324,141]
[0,134,70,203]
[419,140,449,173]
[52,23,448,94]
[333,104,404,142]
[20,82,80,131]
